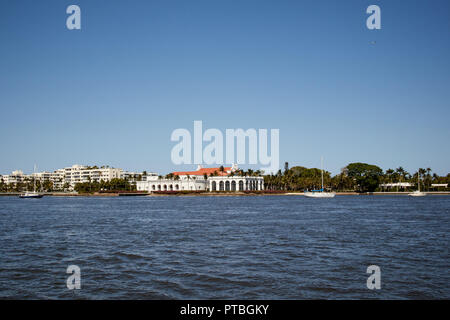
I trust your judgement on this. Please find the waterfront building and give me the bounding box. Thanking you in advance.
[0,170,29,185]
[1,164,265,192]
[136,164,264,192]
[30,170,66,190]
[380,182,414,188]
[121,171,145,186]
[63,165,123,189]
[208,175,264,191]
[140,173,159,181]
[51,169,65,190]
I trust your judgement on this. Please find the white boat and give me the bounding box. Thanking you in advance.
[19,165,44,199]
[19,191,43,199]
[304,190,336,198]
[304,157,336,198]
[408,172,426,197]
[408,190,426,197]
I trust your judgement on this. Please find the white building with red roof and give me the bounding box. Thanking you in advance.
[136,164,264,192]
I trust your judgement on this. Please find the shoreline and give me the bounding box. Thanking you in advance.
[1,191,450,197]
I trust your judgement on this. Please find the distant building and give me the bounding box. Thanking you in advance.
[62,165,123,189]
[379,182,414,188]
[0,165,132,191]
[431,183,448,188]
[136,164,264,192]
[0,170,28,185]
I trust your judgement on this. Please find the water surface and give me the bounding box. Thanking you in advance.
[0,195,448,299]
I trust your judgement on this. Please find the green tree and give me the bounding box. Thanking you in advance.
[346,162,383,192]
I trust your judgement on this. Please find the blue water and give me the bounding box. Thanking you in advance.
[0,195,448,299]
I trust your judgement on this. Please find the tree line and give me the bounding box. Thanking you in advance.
[0,178,137,193]
[264,163,450,193]
[1,163,449,193]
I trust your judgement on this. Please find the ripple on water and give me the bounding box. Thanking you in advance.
[0,195,449,299]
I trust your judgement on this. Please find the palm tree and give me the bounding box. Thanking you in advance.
[186,174,191,190]
[396,167,406,191]
[165,173,174,179]
[418,168,426,191]
[384,169,394,191]
[426,168,432,191]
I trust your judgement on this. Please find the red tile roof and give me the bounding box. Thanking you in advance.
[172,167,232,176]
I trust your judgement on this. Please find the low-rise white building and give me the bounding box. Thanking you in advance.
[208,176,264,191]
[136,165,264,192]
[379,182,414,188]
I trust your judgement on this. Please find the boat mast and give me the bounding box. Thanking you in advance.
[321,156,324,190]
[34,164,36,193]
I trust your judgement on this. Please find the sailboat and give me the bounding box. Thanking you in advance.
[19,165,44,199]
[408,172,426,197]
[304,157,336,198]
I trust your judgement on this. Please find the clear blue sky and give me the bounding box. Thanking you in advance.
[1,0,449,175]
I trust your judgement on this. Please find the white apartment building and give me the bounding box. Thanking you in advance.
[30,170,66,190]
[63,165,123,189]
[51,169,65,190]
[0,170,29,185]
[121,171,146,185]
[1,165,133,191]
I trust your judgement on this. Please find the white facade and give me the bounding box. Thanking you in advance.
[136,175,264,192]
[136,175,208,192]
[208,176,264,191]
[380,182,414,188]
[1,165,129,190]
[0,170,28,185]
[136,166,264,193]
[63,165,123,189]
